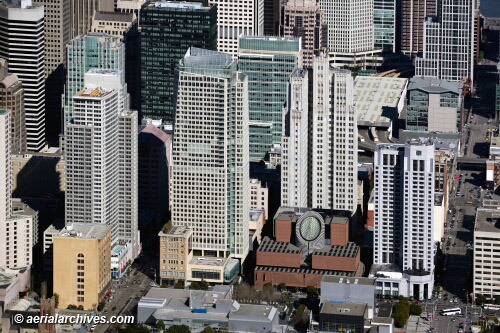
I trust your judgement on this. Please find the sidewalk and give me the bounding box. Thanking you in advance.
[405,313,432,333]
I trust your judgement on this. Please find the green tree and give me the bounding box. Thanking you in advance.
[200,280,209,290]
[476,294,487,306]
[392,299,410,328]
[410,303,422,316]
[156,320,166,332]
[306,285,317,297]
[97,302,106,311]
[175,280,184,289]
[166,325,191,333]
[203,326,214,333]
[278,283,287,292]
[292,304,310,328]
[189,282,200,290]
[53,293,59,308]
[161,283,169,288]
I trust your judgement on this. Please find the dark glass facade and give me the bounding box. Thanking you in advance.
[140,1,217,123]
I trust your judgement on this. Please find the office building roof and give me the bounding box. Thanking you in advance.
[320,302,367,317]
[148,1,204,10]
[321,275,375,286]
[408,77,463,94]
[239,35,301,52]
[75,87,114,98]
[475,206,500,233]
[94,11,134,22]
[354,76,408,127]
[55,223,109,240]
[255,265,356,277]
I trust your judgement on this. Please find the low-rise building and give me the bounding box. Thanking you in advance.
[138,286,280,332]
[254,208,363,289]
[53,223,111,310]
[473,202,500,299]
[368,266,410,299]
[0,267,30,309]
[405,77,465,134]
[158,225,192,285]
[320,276,376,318]
[354,76,408,133]
[318,302,367,333]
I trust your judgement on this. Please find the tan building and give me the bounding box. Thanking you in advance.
[159,225,193,284]
[249,178,268,220]
[0,59,26,153]
[33,0,71,76]
[53,223,111,310]
[91,11,136,37]
[73,0,99,38]
[434,148,455,208]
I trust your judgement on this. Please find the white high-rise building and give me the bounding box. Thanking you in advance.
[65,69,139,258]
[171,48,249,260]
[319,0,382,69]
[0,0,45,151]
[208,0,263,58]
[415,0,475,82]
[373,139,435,300]
[310,55,358,214]
[281,69,309,208]
[0,109,33,269]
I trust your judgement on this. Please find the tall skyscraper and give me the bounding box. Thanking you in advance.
[374,0,396,52]
[415,0,475,82]
[171,48,249,260]
[281,69,308,208]
[280,0,328,68]
[34,0,71,144]
[63,33,125,132]
[0,58,26,153]
[209,0,264,58]
[238,36,302,161]
[373,139,435,300]
[33,0,71,76]
[263,0,280,35]
[0,0,45,152]
[0,109,33,270]
[310,55,358,214]
[140,1,217,124]
[65,69,139,258]
[72,0,99,37]
[319,0,378,65]
[400,0,437,56]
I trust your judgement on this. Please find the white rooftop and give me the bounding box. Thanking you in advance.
[354,76,408,128]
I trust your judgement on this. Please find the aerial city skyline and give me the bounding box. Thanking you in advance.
[0,0,499,332]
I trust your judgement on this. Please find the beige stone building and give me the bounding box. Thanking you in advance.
[91,11,136,37]
[53,223,111,310]
[159,225,192,284]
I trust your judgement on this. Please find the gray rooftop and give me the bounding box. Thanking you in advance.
[94,11,134,22]
[314,242,359,258]
[321,275,375,286]
[475,207,500,234]
[148,1,204,10]
[408,77,463,94]
[258,237,301,254]
[55,223,109,240]
[229,304,277,322]
[320,302,367,317]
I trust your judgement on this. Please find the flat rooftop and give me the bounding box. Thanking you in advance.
[475,207,500,233]
[258,237,301,254]
[75,87,114,98]
[148,1,204,10]
[354,76,408,127]
[255,265,356,277]
[229,304,277,322]
[322,275,375,286]
[408,77,463,94]
[314,242,359,258]
[94,11,135,22]
[55,223,109,240]
[321,301,367,317]
[160,225,191,237]
[189,256,228,267]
